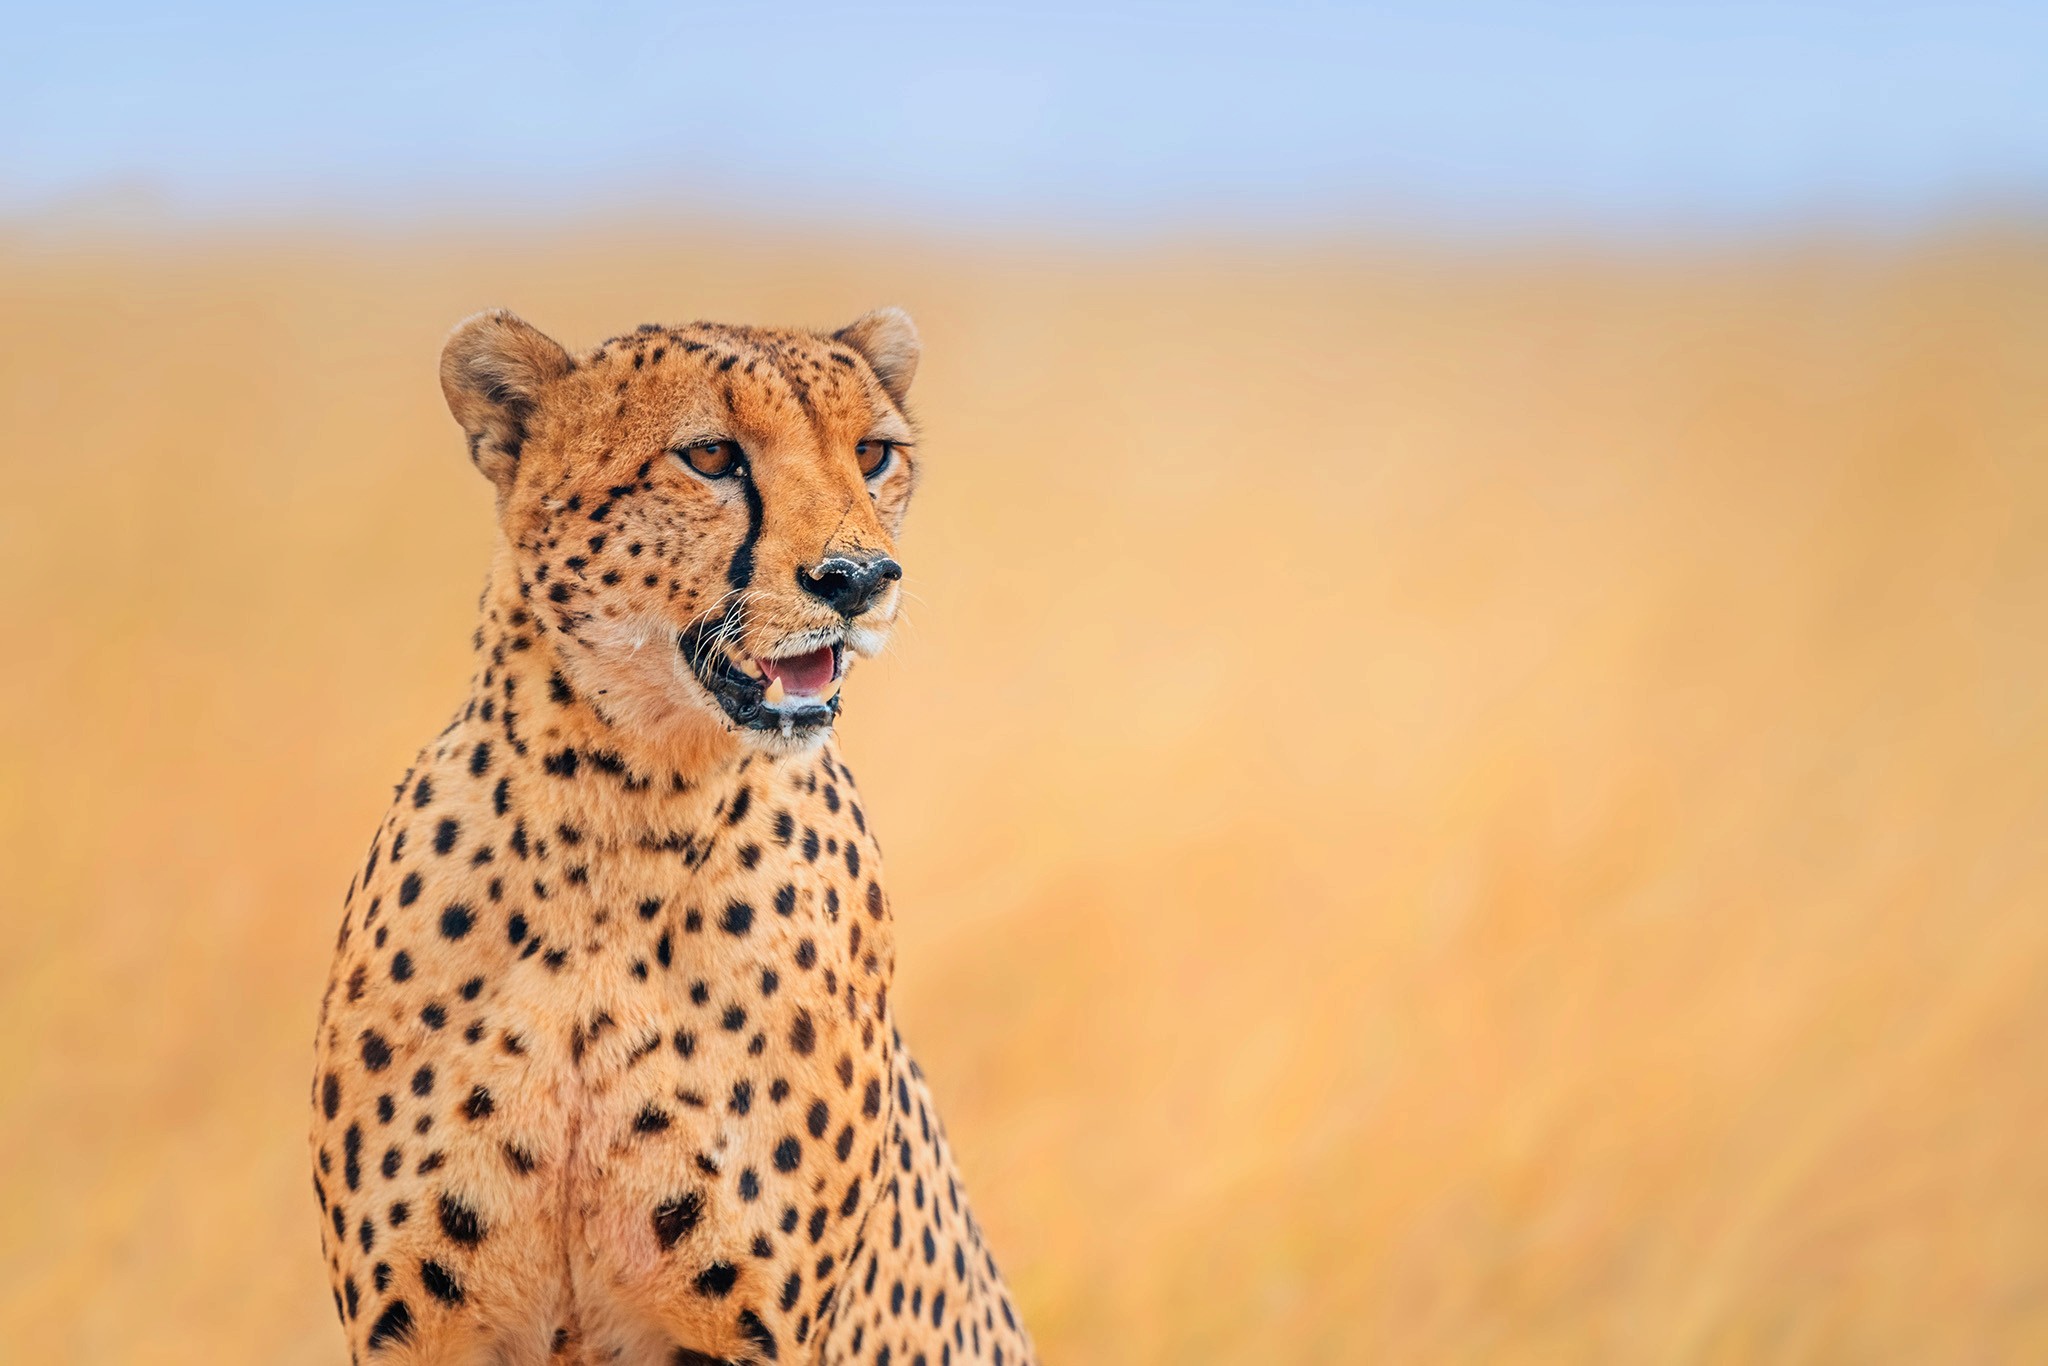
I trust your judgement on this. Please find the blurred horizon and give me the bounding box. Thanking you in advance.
[7,1,2048,237]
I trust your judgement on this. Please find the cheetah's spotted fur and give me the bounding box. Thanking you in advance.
[311,308,1034,1365]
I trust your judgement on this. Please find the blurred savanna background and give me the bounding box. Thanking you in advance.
[4,3,2047,1362]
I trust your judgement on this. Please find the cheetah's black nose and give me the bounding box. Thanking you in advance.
[798,555,902,617]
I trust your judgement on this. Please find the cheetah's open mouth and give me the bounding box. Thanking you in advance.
[677,624,844,735]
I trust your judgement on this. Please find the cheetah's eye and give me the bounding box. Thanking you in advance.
[855,440,899,479]
[673,440,744,480]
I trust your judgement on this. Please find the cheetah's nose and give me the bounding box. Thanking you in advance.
[797,555,901,617]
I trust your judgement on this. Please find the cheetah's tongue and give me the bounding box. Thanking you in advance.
[759,646,836,700]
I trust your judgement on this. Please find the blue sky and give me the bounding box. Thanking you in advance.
[4,1,2045,230]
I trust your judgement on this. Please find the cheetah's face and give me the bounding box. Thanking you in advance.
[440,309,921,754]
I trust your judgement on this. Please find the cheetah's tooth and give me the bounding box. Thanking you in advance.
[819,675,841,702]
[763,676,787,705]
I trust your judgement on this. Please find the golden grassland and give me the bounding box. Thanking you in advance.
[1,224,2045,1363]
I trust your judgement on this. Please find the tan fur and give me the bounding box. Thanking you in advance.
[310,313,1034,1365]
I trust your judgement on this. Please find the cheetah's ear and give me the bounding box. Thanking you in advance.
[833,307,920,406]
[440,309,573,494]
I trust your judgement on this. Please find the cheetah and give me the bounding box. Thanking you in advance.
[310,307,1035,1366]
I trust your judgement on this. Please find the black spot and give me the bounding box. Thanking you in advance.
[544,748,579,778]
[343,1123,364,1190]
[508,912,528,944]
[441,905,475,940]
[434,818,460,855]
[867,882,886,919]
[322,1073,341,1119]
[720,902,754,936]
[398,873,422,907]
[726,786,752,825]
[437,1193,485,1245]
[411,1066,434,1097]
[493,776,510,815]
[738,1168,761,1201]
[366,1299,414,1351]
[421,1003,447,1030]
[420,1259,464,1305]
[730,1079,753,1115]
[412,777,433,809]
[464,1086,494,1120]
[790,1011,815,1055]
[360,1031,393,1072]
[390,950,413,982]
[738,1307,779,1360]
[636,1104,672,1133]
[806,1101,829,1139]
[694,1262,739,1297]
[774,1136,801,1172]
[470,741,493,777]
[639,896,663,920]
[774,885,797,917]
[653,1192,704,1249]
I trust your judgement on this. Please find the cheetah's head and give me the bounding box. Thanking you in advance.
[440,308,921,757]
